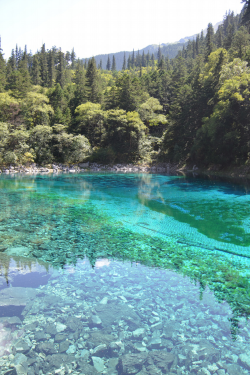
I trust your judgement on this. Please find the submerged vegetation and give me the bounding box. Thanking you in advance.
[1,4,250,168]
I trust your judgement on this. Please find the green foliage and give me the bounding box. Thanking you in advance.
[0,122,34,165]
[29,125,53,164]
[75,102,106,146]
[21,92,54,128]
[52,124,91,163]
[0,5,250,167]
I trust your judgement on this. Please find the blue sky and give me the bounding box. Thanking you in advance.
[0,0,244,59]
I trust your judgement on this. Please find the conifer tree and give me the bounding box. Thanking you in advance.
[111,55,116,71]
[131,49,135,68]
[217,27,224,48]
[72,61,87,109]
[31,55,41,85]
[40,44,48,86]
[195,34,200,55]
[142,51,146,67]
[65,51,71,68]
[157,45,162,64]
[99,59,103,70]
[106,55,111,70]
[122,53,126,70]
[86,57,101,103]
[0,37,6,92]
[127,55,132,70]
[70,48,76,69]
[151,53,155,67]
[136,50,141,67]
[56,49,66,88]
[48,50,56,87]
[205,23,215,60]
[242,0,250,27]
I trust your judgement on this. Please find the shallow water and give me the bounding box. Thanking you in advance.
[0,172,250,374]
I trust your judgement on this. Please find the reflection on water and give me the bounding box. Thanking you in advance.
[0,173,250,373]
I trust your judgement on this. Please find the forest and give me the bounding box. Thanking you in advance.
[1,1,250,168]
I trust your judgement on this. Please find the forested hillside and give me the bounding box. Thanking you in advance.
[0,3,250,168]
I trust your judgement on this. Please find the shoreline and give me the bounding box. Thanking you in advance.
[1,162,250,181]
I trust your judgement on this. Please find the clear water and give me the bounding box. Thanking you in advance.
[0,172,250,375]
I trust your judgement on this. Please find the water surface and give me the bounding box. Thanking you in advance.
[0,172,250,374]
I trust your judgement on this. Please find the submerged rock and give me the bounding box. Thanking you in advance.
[0,287,37,307]
[92,356,105,372]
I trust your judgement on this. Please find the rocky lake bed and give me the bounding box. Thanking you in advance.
[0,172,250,375]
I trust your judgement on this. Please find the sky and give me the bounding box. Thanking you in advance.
[0,0,244,59]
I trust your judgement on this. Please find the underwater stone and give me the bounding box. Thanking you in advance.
[133,328,145,338]
[66,344,76,354]
[99,297,108,304]
[133,343,147,352]
[91,315,102,325]
[92,356,105,372]
[5,246,30,257]
[197,369,211,375]
[0,287,37,307]
[118,352,148,374]
[80,349,89,358]
[37,342,57,355]
[150,322,162,331]
[149,337,162,349]
[56,322,67,333]
[92,344,107,357]
[14,340,30,353]
[13,353,28,365]
[0,317,22,325]
[239,353,250,370]
[54,333,67,342]
[217,370,226,375]
[59,341,70,353]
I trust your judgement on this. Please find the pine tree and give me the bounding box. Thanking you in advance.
[157,45,162,64]
[40,43,48,86]
[223,22,235,50]
[195,34,200,55]
[151,53,155,67]
[99,59,103,70]
[205,23,215,60]
[217,27,224,48]
[106,55,111,70]
[72,61,87,109]
[136,50,141,67]
[111,55,116,71]
[131,49,135,68]
[56,49,66,88]
[122,52,126,70]
[70,48,76,69]
[31,55,41,85]
[142,51,146,67]
[65,51,71,68]
[48,50,56,87]
[0,37,6,92]
[242,0,250,27]
[86,57,101,103]
[127,55,132,70]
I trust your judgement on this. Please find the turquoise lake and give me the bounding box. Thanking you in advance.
[0,172,250,375]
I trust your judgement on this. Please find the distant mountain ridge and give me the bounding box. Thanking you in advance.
[84,21,223,70]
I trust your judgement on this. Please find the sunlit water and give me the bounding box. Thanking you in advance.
[0,172,250,375]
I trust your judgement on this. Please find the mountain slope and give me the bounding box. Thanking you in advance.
[83,21,223,70]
